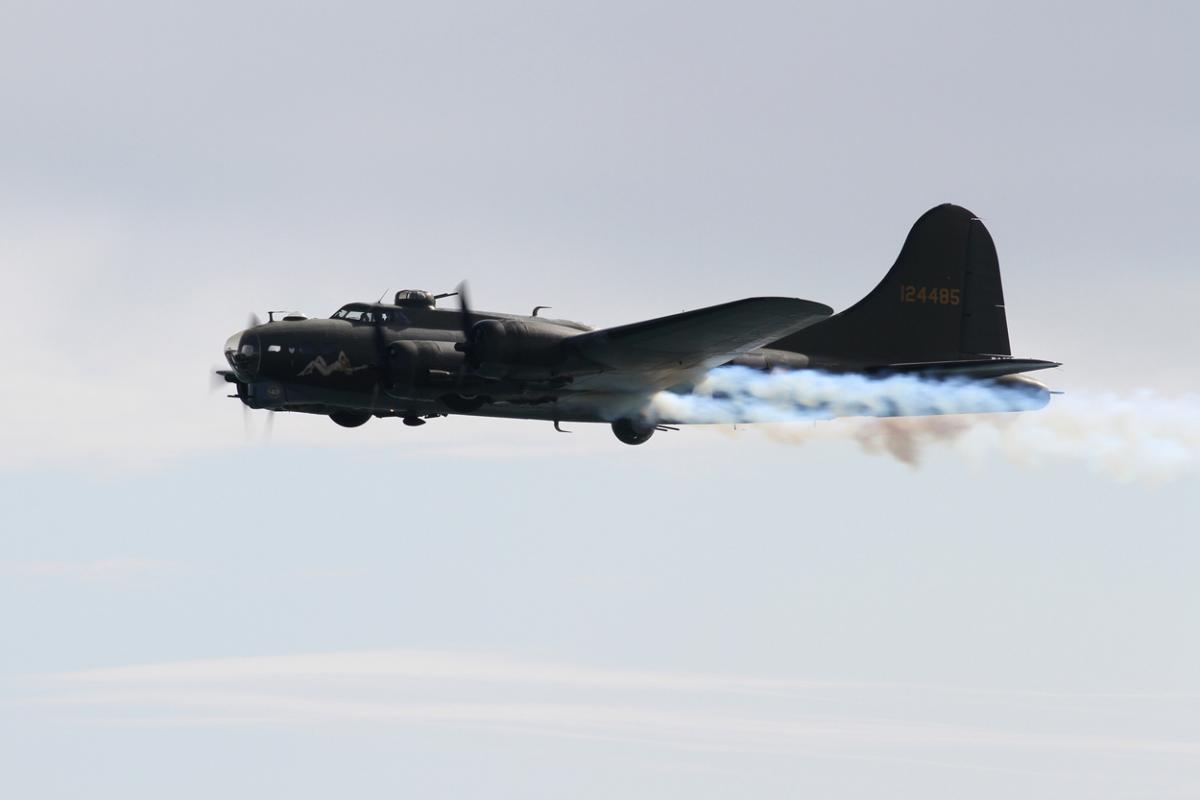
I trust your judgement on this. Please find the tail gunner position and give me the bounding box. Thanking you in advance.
[218,205,1059,444]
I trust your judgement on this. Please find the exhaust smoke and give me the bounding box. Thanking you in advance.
[647,368,1199,483]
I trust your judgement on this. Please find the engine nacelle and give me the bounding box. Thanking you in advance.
[387,340,465,386]
[466,319,573,378]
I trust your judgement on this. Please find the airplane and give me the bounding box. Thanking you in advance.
[217,204,1059,445]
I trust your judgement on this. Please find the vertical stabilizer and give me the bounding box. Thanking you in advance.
[771,204,1012,365]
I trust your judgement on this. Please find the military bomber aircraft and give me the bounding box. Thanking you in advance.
[218,204,1058,444]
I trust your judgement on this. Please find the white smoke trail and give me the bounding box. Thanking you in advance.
[648,368,1200,483]
[651,367,1049,422]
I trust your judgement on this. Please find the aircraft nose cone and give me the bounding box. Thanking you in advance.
[224,329,261,379]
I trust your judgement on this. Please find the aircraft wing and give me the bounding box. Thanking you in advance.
[564,297,832,390]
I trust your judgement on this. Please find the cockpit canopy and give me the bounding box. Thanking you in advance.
[330,303,404,324]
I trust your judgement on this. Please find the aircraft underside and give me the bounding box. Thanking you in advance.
[229,367,1053,445]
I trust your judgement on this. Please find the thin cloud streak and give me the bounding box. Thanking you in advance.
[1,558,172,580]
[12,650,1200,765]
[25,690,1200,757]
[45,650,884,694]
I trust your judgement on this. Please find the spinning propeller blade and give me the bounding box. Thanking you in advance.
[240,406,275,445]
[456,280,475,338]
[454,280,479,370]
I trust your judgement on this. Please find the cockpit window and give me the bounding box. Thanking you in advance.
[332,307,400,324]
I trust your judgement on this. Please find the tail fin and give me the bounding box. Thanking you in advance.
[772,204,1012,366]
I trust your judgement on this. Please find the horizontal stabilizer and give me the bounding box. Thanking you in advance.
[865,358,1060,380]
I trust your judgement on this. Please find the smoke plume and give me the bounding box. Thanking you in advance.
[648,368,1200,482]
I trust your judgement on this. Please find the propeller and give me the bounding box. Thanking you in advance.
[215,312,271,443]
[240,405,274,445]
[454,280,479,368]
[213,311,261,389]
[213,366,251,437]
[457,280,475,333]
[368,293,410,400]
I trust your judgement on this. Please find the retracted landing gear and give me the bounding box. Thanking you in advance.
[330,410,371,428]
[611,418,655,445]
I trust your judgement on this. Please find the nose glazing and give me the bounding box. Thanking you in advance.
[224,330,261,378]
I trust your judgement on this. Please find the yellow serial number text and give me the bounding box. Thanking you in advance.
[900,285,961,305]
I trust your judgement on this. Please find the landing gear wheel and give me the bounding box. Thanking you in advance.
[330,411,371,428]
[612,418,655,445]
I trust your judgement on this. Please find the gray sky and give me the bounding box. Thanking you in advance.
[2,2,1198,797]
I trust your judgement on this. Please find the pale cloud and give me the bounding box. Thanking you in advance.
[45,650,873,693]
[2,558,173,580]
[12,650,1200,767]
